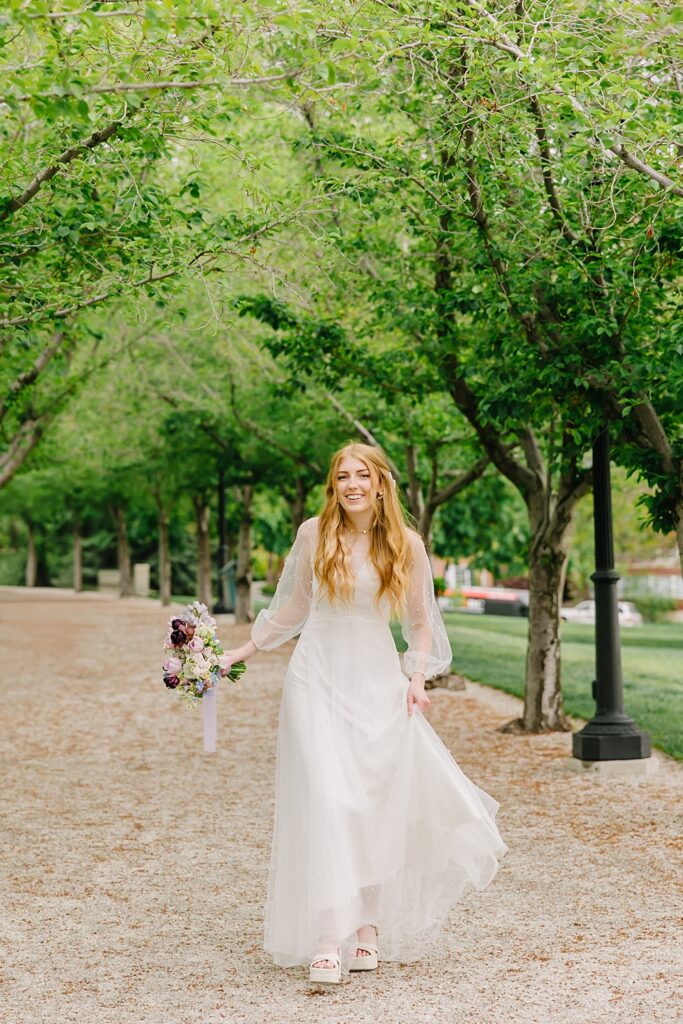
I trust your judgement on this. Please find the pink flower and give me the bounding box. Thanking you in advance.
[163,656,182,674]
[187,637,205,653]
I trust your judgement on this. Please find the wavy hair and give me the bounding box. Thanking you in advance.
[314,442,413,614]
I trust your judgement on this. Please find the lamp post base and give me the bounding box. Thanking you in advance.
[572,718,651,762]
[568,755,657,778]
[212,602,233,615]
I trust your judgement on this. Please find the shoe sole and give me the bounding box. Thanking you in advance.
[349,954,378,971]
[309,967,341,984]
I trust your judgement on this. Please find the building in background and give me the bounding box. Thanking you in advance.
[619,548,683,609]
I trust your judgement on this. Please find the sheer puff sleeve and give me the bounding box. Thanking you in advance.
[401,531,453,680]
[251,518,315,650]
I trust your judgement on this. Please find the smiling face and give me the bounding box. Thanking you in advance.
[334,454,379,517]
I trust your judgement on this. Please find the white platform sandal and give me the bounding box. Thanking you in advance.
[350,924,379,971]
[309,947,342,985]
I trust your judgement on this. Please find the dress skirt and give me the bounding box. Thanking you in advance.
[261,590,509,974]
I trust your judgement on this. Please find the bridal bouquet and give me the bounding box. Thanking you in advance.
[162,600,245,708]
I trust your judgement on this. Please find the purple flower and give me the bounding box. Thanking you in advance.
[170,619,195,644]
[164,674,180,689]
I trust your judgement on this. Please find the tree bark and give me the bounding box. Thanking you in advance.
[285,477,308,536]
[73,523,83,592]
[676,496,683,580]
[235,484,254,624]
[266,550,278,586]
[630,401,683,578]
[111,504,133,597]
[215,467,231,612]
[444,357,592,730]
[513,491,577,733]
[0,416,51,489]
[403,430,491,552]
[25,521,37,587]
[158,506,172,606]
[193,496,212,609]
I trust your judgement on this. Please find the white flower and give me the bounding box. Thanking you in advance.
[184,654,211,680]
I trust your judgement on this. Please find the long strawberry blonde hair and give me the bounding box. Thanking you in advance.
[314,442,413,614]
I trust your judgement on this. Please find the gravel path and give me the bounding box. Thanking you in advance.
[1,587,681,1024]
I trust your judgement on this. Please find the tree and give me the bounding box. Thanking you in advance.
[0,1,363,486]
[246,0,681,731]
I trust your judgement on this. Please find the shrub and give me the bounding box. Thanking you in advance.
[631,595,677,622]
[251,547,270,581]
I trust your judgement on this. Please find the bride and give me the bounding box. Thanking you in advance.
[223,442,508,984]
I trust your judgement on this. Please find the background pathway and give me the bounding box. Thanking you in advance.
[1,587,680,1024]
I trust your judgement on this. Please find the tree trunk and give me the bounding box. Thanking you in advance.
[73,523,83,592]
[629,402,683,578]
[158,506,171,606]
[214,467,230,612]
[193,496,212,608]
[235,484,254,624]
[522,548,569,732]
[418,508,435,552]
[266,550,277,586]
[25,521,37,587]
[404,443,424,528]
[287,477,308,535]
[675,495,683,581]
[111,504,133,597]
[434,136,591,733]
[504,492,577,733]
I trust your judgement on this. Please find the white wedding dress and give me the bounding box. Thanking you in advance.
[251,517,508,973]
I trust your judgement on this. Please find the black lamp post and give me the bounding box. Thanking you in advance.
[572,428,651,762]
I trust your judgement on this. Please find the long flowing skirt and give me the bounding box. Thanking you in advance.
[262,612,508,972]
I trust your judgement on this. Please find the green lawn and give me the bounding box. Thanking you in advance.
[405,614,683,761]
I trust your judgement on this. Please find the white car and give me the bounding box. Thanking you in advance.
[561,600,643,627]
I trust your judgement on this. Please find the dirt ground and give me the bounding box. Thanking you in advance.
[1,586,681,1024]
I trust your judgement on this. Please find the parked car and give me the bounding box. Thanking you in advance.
[561,600,643,627]
[459,586,529,617]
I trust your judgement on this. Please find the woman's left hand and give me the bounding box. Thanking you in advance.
[407,675,430,716]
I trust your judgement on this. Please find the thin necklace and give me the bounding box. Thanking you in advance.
[345,523,372,535]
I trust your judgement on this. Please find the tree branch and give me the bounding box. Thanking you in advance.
[0,329,69,424]
[632,400,677,476]
[527,94,581,244]
[0,269,178,328]
[4,69,306,105]
[226,374,322,475]
[0,117,131,222]
[405,443,424,519]
[27,6,142,18]
[429,452,491,509]
[443,353,539,498]
[0,415,51,488]
[426,447,440,507]
[456,0,683,197]
[322,391,402,478]
[517,426,545,483]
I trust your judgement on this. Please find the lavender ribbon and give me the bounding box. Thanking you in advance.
[202,684,218,753]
